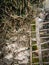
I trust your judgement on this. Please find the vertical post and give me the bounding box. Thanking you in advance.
[36,19,43,65]
[30,25,32,65]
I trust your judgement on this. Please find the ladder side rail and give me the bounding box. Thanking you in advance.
[36,20,43,65]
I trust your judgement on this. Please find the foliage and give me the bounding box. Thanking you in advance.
[0,0,44,18]
[0,0,45,35]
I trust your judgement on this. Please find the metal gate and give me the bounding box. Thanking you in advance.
[30,19,49,65]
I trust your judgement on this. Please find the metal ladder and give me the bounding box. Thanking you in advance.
[30,20,49,65]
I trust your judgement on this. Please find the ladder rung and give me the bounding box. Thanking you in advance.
[43,22,49,24]
[40,32,44,35]
[31,38,36,41]
[32,62,39,64]
[33,56,39,58]
[40,29,49,31]
[32,50,38,53]
[41,22,49,25]
[30,24,35,26]
[43,62,49,64]
[32,44,37,46]
[31,31,36,33]
[42,49,49,51]
[43,55,49,58]
[41,41,49,45]
[40,34,49,36]
[40,36,49,38]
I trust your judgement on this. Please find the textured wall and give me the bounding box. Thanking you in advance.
[0,16,31,65]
